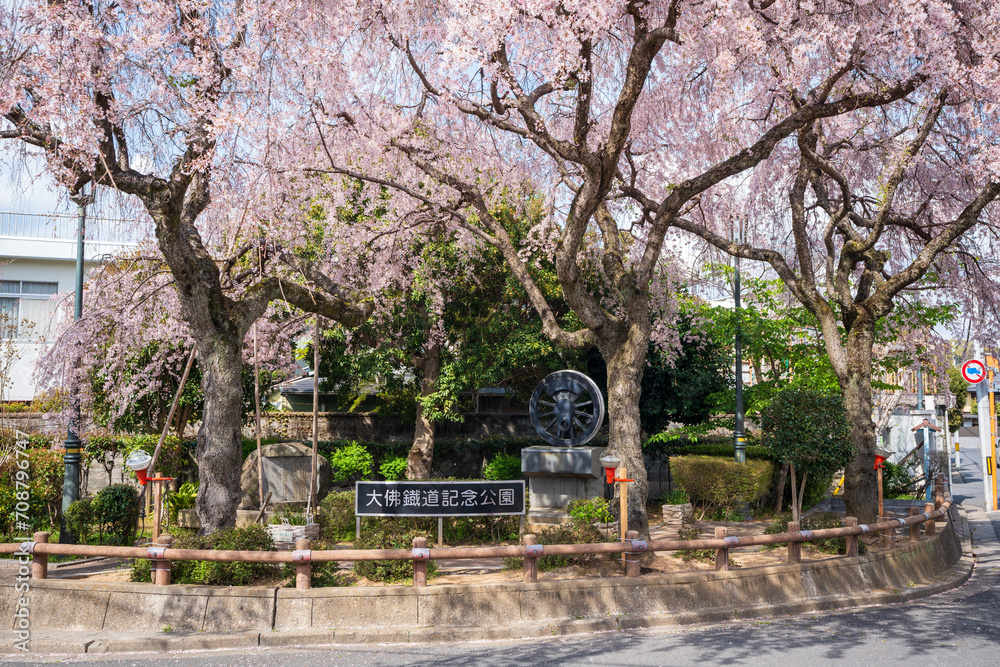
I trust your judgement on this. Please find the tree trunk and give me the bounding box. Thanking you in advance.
[790,463,799,522]
[840,324,878,524]
[774,462,788,514]
[602,317,651,538]
[193,336,245,534]
[797,470,808,520]
[407,339,441,480]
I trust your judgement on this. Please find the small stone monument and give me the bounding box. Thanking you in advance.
[239,442,333,510]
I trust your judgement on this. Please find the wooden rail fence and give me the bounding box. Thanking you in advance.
[1,480,952,591]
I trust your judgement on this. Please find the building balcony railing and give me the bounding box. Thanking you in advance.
[0,210,148,246]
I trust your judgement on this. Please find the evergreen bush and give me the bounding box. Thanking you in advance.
[670,455,773,515]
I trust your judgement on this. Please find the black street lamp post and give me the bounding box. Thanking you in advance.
[60,186,93,543]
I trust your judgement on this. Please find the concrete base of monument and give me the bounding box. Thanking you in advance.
[521,446,607,526]
[1,506,971,655]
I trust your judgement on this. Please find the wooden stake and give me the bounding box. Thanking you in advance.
[152,472,163,540]
[619,465,628,542]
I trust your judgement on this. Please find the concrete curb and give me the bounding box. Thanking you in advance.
[1,507,975,656]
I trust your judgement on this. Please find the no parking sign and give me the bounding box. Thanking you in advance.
[962,359,987,384]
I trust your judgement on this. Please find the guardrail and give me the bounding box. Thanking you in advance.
[1,479,952,591]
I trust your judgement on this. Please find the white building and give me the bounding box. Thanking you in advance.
[0,211,141,401]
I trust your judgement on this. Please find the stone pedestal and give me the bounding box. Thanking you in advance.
[521,446,606,528]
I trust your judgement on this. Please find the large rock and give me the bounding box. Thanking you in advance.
[239,442,332,510]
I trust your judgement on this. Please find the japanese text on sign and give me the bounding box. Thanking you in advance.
[355,481,525,517]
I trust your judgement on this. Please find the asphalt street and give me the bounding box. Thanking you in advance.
[8,447,1000,667]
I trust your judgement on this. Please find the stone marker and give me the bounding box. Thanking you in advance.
[239,442,332,510]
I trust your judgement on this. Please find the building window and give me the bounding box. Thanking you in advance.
[0,297,17,339]
[0,281,60,339]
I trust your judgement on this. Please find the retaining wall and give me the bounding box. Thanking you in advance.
[3,507,966,635]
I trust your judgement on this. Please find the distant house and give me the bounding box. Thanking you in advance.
[0,211,141,401]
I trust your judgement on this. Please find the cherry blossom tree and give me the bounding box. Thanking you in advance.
[670,18,1000,518]
[276,0,984,532]
[0,1,378,531]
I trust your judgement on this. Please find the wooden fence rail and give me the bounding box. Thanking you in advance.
[1,479,951,591]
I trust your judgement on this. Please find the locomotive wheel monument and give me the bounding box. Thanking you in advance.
[522,370,608,528]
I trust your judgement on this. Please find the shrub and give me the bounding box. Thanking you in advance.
[131,524,277,585]
[167,482,198,524]
[328,442,374,482]
[353,527,437,583]
[670,455,773,516]
[674,526,716,563]
[93,484,141,546]
[760,387,854,518]
[659,488,690,505]
[318,490,357,541]
[66,498,95,543]
[882,461,916,499]
[567,497,612,525]
[482,453,523,480]
[379,456,408,481]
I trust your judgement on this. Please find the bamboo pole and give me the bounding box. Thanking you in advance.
[253,323,265,511]
[148,347,196,475]
[308,316,320,514]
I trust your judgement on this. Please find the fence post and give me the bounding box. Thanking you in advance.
[934,477,944,510]
[523,534,538,584]
[295,538,312,591]
[909,507,920,542]
[881,511,895,549]
[845,517,858,557]
[31,531,49,579]
[412,536,428,588]
[715,526,729,571]
[923,502,936,536]
[153,534,173,586]
[787,521,801,564]
[625,530,641,577]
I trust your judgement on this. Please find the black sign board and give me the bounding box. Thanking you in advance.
[355,480,525,517]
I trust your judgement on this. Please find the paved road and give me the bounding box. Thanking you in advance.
[7,452,1000,666]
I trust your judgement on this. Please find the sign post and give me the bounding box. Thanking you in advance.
[970,350,997,511]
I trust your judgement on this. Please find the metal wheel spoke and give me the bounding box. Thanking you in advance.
[530,370,606,447]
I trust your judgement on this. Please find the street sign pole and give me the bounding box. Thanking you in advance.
[976,378,993,510]
[973,345,996,510]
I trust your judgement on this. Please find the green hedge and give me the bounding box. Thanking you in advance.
[670,455,773,512]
